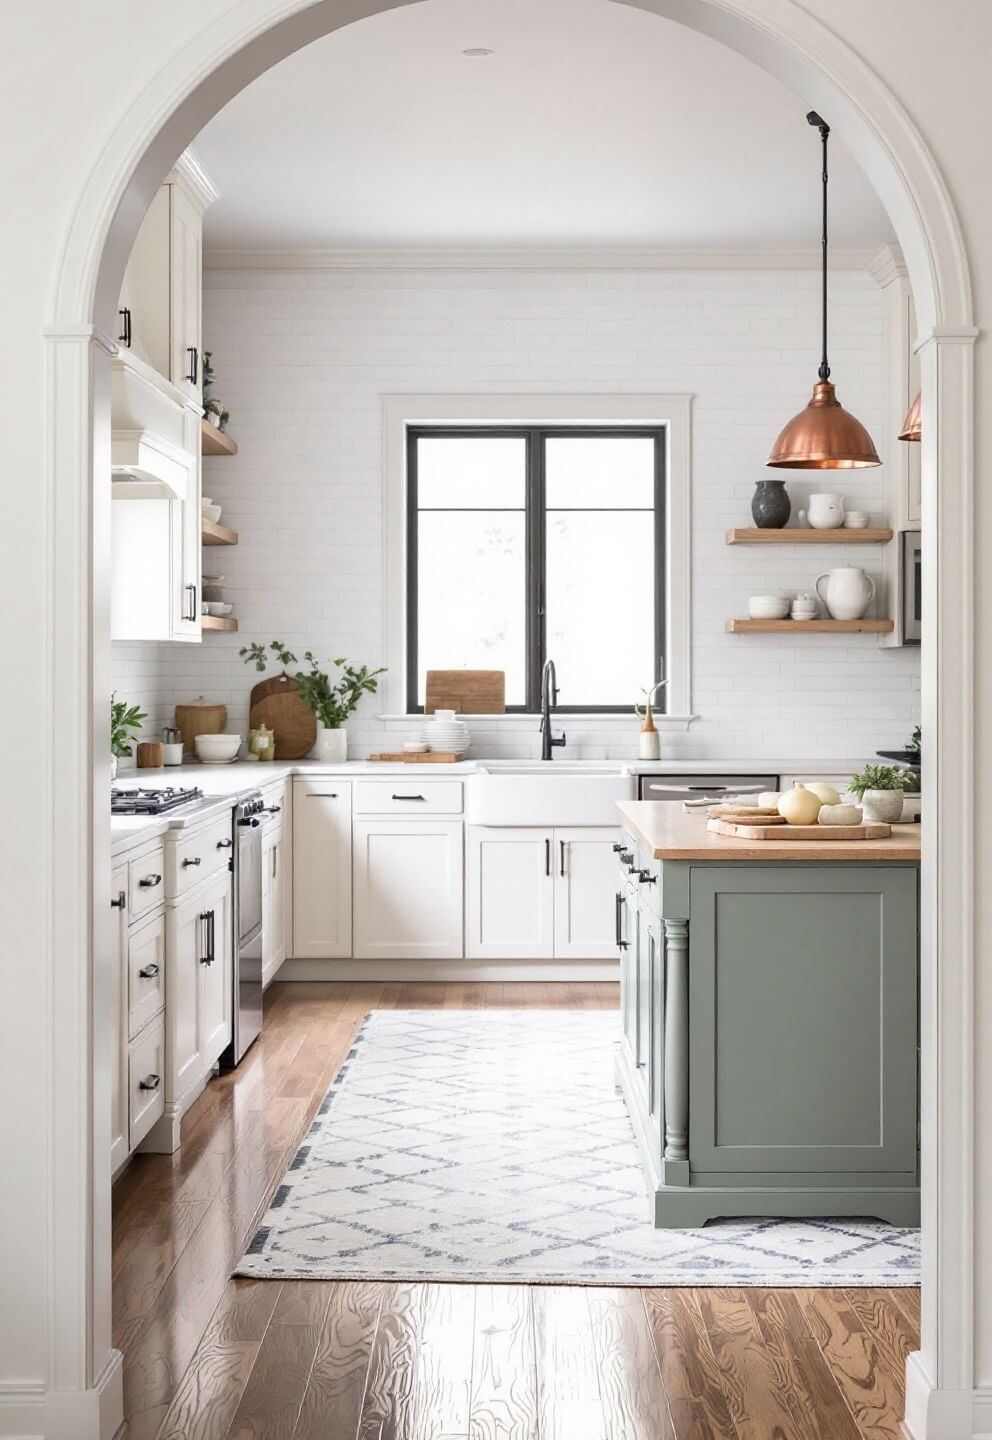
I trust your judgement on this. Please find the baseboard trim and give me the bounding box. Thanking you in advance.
[278,958,619,983]
[0,1348,123,1440]
[903,1351,992,1439]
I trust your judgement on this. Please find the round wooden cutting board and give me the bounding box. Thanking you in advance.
[248,673,316,759]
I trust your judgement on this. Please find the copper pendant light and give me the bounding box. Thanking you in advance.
[899,391,922,442]
[767,113,881,470]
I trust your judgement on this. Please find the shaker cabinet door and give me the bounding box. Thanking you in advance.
[355,820,463,960]
[552,827,620,960]
[466,827,553,960]
[292,780,352,958]
[688,864,919,1177]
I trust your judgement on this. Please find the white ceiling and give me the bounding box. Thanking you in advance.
[195,0,894,251]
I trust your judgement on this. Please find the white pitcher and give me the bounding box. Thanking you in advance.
[815,566,875,620]
[807,493,846,529]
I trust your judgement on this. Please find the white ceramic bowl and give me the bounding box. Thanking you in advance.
[747,594,791,620]
[210,602,233,616]
[194,733,242,763]
[844,513,869,529]
[202,503,222,524]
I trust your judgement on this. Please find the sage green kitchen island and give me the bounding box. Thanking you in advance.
[615,802,921,1228]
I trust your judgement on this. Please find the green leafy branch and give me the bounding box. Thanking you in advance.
[111,692,147,758]
[240,641,386,728]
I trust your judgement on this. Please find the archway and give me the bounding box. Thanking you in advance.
[36,4,976,1437]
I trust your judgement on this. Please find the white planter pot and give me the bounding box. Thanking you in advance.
[313,724,347,764]
[860,788,905,824]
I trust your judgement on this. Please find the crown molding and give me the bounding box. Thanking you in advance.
[170,146,221,212]
[867,242,908,289]
[203,244,878,273]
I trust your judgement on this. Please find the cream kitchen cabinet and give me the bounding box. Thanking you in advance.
[466,827,555,960]
[353,819,464,960]
[196,868,234,1065]
[261,791,289,988]
[109,864,130,1174]
[467,825,619,960]
[110,846,167,1175]
[292,779,352,958]
[116,154,217,403]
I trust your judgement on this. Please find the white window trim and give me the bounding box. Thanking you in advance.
[381,393,693,724]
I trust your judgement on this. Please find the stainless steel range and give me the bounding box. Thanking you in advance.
[220,791,264,1068]
[111,784,206,816]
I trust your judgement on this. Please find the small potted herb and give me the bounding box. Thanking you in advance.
[847,763,911,824]
[240,642,385,762]
[110,692,147,781]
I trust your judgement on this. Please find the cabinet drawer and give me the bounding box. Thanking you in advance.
[128,909,166,1039]
[128,842,166,920]
[167,813,233,897]
[129,1019,165,1149]
[354,780,463,816]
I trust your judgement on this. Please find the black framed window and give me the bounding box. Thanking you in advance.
[406,425,666,713]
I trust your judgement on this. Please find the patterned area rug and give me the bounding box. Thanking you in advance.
[237,1010,920,1286]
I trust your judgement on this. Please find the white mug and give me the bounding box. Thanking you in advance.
[807,493,846,529]
[815,566,875,620]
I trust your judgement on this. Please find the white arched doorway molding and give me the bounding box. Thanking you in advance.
[36,3,977,1438]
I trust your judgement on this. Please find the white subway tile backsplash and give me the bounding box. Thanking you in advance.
[113,265,919,765]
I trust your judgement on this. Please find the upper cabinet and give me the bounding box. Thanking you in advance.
[111,151,218,644]
[117,153,217,402]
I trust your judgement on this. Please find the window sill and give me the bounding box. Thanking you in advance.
[376,712,696,731]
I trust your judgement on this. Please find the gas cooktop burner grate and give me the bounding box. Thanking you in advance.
[111,785,204,816]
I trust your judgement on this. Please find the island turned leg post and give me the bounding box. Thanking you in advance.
[663,917,689,1163]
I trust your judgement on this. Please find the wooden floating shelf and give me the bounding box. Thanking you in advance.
[201,517,238,546]
[727,618,895,634]
[726,527,893,545]
[201,614,238,632]
[201,420,238,457]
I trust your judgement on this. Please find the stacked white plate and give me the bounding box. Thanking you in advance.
[422,718,470,755]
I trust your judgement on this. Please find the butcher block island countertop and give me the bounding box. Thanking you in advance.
[617,801,921,862]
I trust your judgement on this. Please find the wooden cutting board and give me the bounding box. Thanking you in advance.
[248,672,316,760]
[709,806,786,821]
[708,818,891,842]
[368,752,462,763]
[424,669,505,714]
[174,698,227,757]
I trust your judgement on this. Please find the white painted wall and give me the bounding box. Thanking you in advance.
[112,264,918,765]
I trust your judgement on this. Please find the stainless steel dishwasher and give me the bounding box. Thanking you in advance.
[637,773,779,804]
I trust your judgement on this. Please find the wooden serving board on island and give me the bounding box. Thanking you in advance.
[707,817,891,842]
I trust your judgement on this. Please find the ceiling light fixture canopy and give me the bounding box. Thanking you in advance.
[767,112,881,470]
[899,391,922,442]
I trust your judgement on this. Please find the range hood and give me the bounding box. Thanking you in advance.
[112,352,194,499]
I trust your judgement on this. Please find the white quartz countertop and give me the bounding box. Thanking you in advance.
[110,755,870,856]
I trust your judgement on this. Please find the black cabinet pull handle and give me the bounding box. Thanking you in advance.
[391,794,425,801]
[199,910,213,965]
[307,792,338,799]
[637,869,657,885]
[615,892,629,950]
[559,839,566,877]
[186,345,199,385]
[209,909,216,966]
[118,307,132,348]
[217,838,233,849]
[138,963,160,979]
[183,583,197,622]
[111,891,126,910]
[182,856,201,868]
[263,804,282,814]
[139,874,162,889]
[139,1074,161,1092]
[545,838,551,876]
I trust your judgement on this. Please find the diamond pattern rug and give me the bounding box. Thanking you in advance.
[236,1010,920,1286]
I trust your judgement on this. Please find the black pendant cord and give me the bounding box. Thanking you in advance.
[807,110,831,382]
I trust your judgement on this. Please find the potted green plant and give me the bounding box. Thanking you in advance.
[201,351,230,432]
[240,642,385,762]
[110,692,147,781]
[847,762,911,824]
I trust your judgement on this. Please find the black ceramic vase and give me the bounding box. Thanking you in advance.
[751,478,791,529]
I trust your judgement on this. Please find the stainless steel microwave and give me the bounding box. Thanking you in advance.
[902,530,921,644]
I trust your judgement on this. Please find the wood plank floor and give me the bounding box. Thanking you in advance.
[112,981,918,1440]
